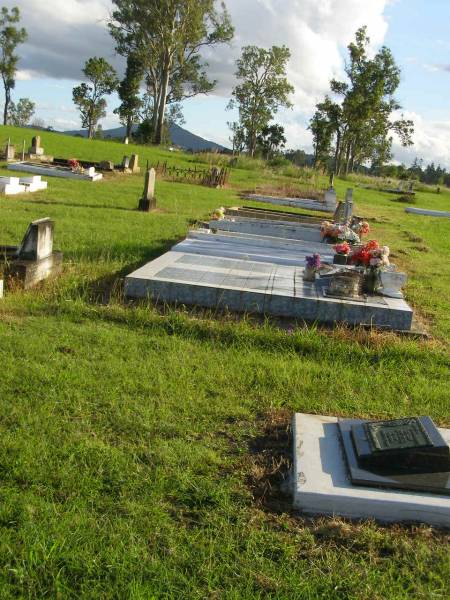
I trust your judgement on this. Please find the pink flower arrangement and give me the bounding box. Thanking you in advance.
[334,241,351,255]
[350,241,389,268]
[68,158,80,171]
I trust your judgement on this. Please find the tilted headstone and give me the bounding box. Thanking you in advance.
[129,154,140,173]
[333,201,345,223]
[138,168,156,212]
[18,218,54,261]
[122,156,130,170]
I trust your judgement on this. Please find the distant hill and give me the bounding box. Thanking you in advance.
[63,123,227,152]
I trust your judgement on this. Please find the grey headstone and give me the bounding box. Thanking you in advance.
[138,168,156,211]
[344,188,354,221]
[5,143,15,160]
[129,154,140,173]
[122,156,130,169]
[18,218,54,261]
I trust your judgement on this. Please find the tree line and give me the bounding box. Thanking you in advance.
[0,3,416,177]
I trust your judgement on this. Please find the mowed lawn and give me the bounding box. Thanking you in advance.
[0,128,449,598]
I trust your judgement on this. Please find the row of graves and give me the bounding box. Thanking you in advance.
[125,184,450,528]
[2,136,146,184]
[125,186,413,332]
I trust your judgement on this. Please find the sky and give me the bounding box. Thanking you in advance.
[5,0,450,168]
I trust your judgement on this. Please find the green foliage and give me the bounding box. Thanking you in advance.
[110,0,234,144]
[229,45,294,157]
[72,57,118,139]
[114,53,144,138]
[0,5,27,125]
[310,27,414,175]
[7,96,35,126]
[257,123,287,159]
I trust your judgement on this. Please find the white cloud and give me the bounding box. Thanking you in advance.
[393,111,450,169]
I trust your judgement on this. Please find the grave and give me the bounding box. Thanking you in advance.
[124,230,413,330]
[138,168,156,212]
[1,218,63,289]
[225,203,348,225]
[29,135,44,157]
[405,207,450,218]
[0,175,47,194]
[8,162,103,182]
[245,193,334,213]
[0,176,26,195]
[292,413,450,527]
[210,217,323,243]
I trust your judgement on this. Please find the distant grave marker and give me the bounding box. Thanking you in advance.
[138,168,156,212]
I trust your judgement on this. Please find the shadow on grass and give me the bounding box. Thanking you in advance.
[70,236,184,304]
[245,409,293,514]
[22,199,137,212]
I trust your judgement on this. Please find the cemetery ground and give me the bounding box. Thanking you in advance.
[0,127,449,598]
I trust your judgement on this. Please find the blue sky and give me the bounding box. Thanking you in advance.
[7,0,450,167]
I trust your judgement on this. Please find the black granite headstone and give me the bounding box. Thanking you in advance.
[338,417,450,496]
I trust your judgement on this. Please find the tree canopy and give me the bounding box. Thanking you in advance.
[310,27,414,175]
[72,57,118,139]
[8,96,35,127]
[229,45,294,156]
[0,6,27,125]
[109,0,234,144]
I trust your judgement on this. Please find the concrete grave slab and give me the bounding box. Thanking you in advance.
[405,207,450,218]
[292,413,450,528]
[245,193,334,213]
[8,162,103,182]
[125,238,413,330]
[209,218,323,242]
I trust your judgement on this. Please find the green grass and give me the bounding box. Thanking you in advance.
[0,126,449,598]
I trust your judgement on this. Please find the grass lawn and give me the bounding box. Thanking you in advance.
[0,127,449,598]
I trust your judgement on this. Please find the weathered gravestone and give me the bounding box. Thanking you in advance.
[138,168,156,212]
[29,135,44,157]
[129,154,140,174]
[344,188,354,221]
[333,201,345,223]
[99,160,114,172]
[324,187,337,211]
[5,142,15,161]
[122,156,130,171]
[1,218,63,289]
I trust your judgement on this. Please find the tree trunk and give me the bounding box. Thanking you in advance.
[3,85,10,125]
[154,53,171,145]
[126,117,133,139]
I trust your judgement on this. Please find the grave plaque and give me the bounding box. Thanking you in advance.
[338,416,450,495]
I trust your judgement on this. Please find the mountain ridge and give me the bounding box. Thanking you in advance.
[63,123,227,152]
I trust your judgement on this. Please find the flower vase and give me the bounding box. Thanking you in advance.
[303,266,316,282]
[363,268,380,294]
[333,254,348,265]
